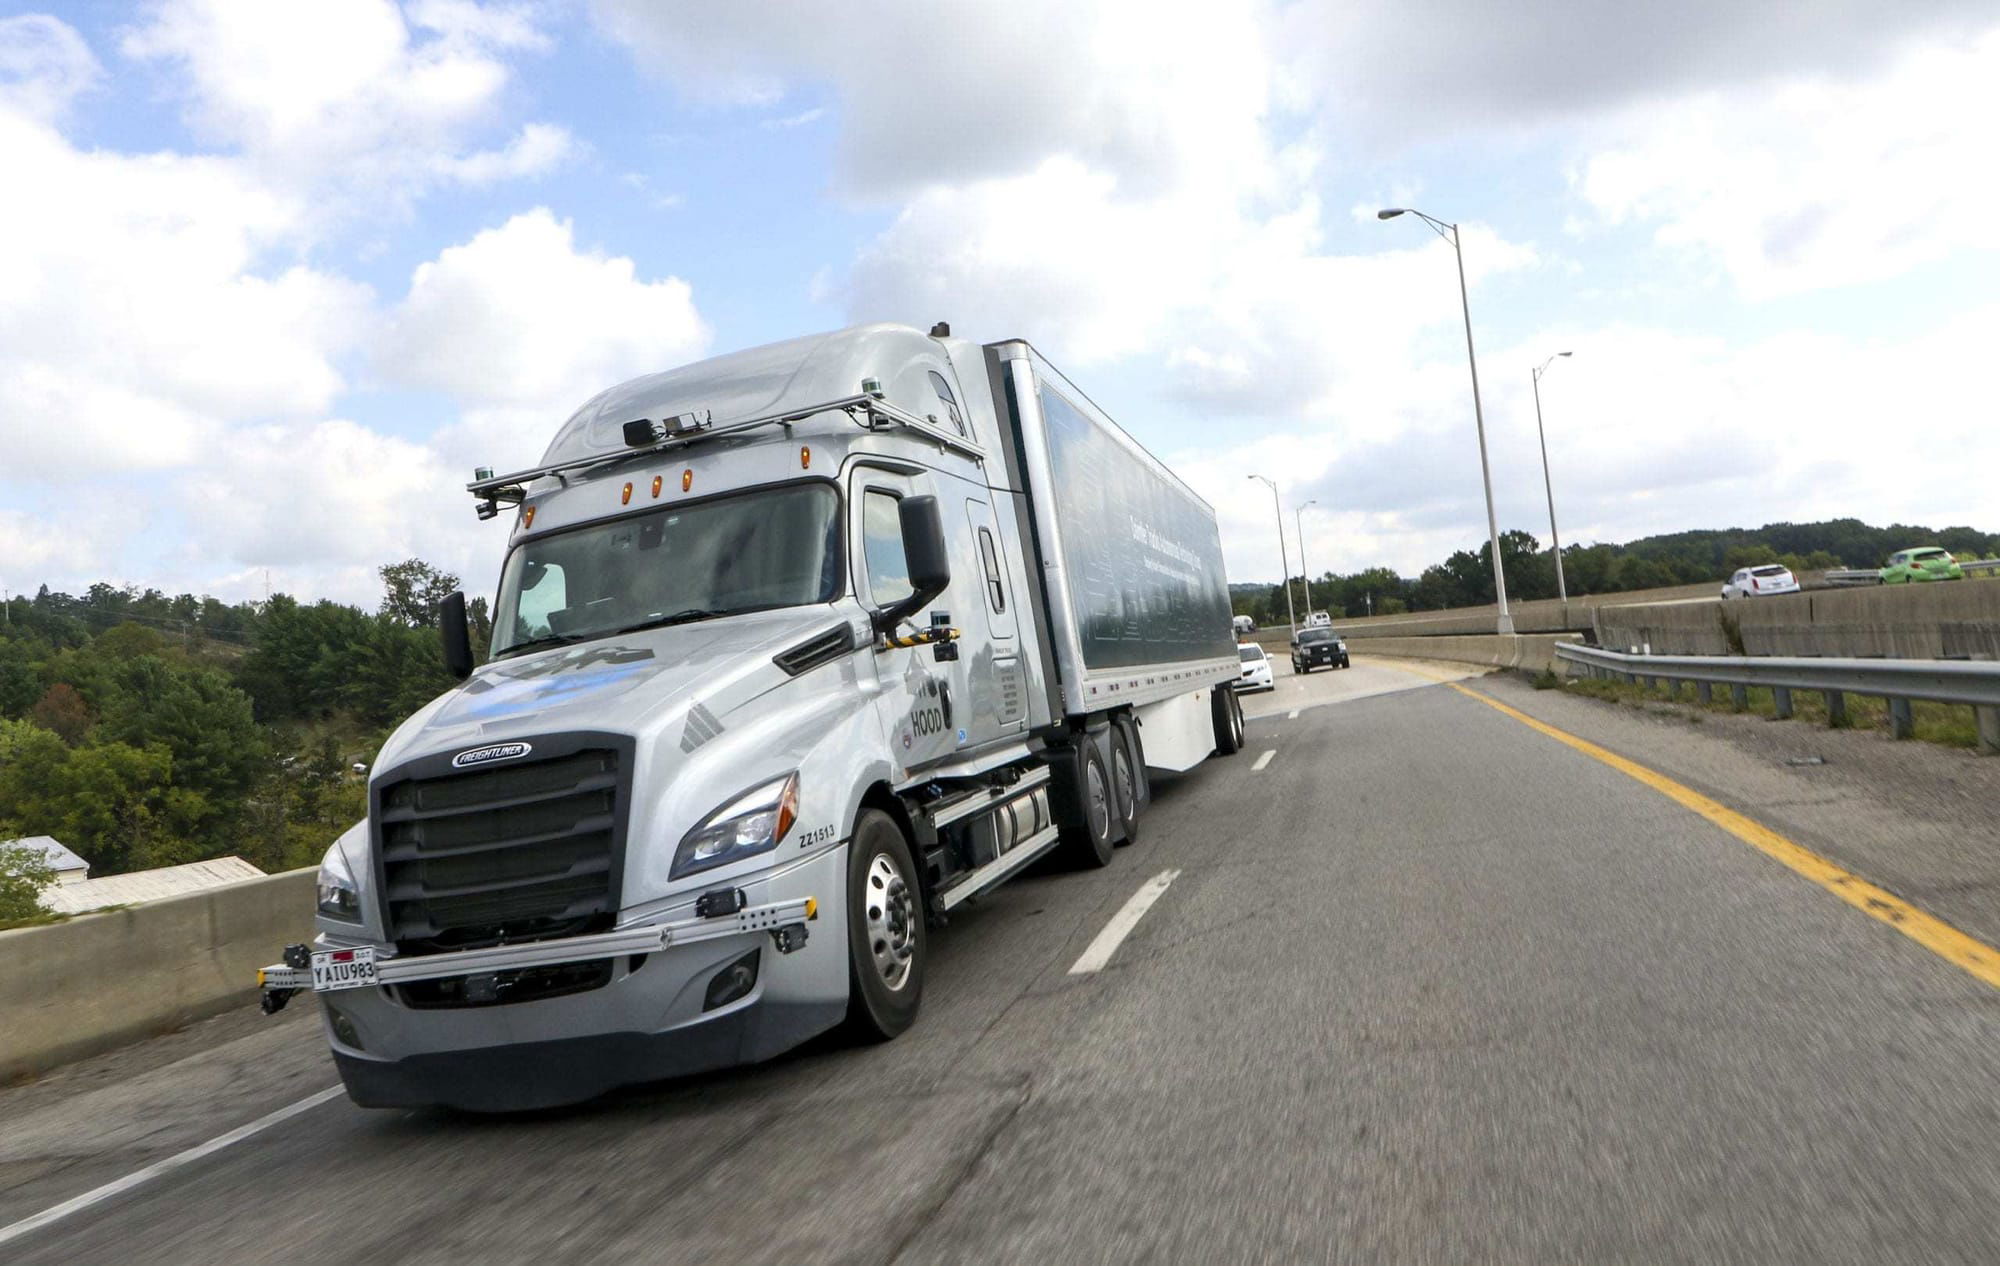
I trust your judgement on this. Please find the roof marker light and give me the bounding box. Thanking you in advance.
[800,445,811,469]
[682,469,693,492]
[522,506,535,529]
[652,475,663,498]
[621,482,632,505]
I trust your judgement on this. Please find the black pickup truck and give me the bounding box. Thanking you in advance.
[1289,626,1350,673]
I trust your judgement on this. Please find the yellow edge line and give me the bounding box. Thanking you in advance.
[1445,681,2000,990]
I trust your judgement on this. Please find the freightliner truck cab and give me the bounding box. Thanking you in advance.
[261,323,1244,1110]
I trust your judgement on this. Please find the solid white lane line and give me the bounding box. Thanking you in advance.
[0,1086,345,1249]
[1252,750,1275,771]
[1287,709,1299,719]
[1069,870,1181,975]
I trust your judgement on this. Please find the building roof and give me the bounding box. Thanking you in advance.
[4,835,89,876]
[39,857,266,916]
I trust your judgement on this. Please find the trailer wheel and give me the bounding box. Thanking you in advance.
[844,809,924,1041]
[1212,685,1244,756]
[1051,740,1115,869]
[1109,719,1143,846]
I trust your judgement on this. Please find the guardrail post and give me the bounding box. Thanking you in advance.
[1889,697,1914,739]
[1979,705,2000,755]
[1773,686,1793,719]
[1695,681,1712,705]
[1825,689,1847,727]
[1730,683,1748,711]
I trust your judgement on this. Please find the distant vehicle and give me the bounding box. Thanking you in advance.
[1304,611,1332,628]
[1232,614,1256,634]
[1721,565,1799,599]
[1881,547,1963,584]
[1237,642,1274,692]
[1290,626,1349,673]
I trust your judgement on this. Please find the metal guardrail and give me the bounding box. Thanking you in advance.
[1554,643,2000,748]
[1820,559,2000,587]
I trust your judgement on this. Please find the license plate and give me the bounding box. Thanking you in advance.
[312,946,378,991]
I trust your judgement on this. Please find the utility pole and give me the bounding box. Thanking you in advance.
[1296,499,1318,619]
[1248,475,1297,636]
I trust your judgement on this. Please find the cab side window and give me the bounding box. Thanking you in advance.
[862,490,914,607]
[928,371,968,438]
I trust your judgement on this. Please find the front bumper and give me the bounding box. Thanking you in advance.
[268,847,851,1110]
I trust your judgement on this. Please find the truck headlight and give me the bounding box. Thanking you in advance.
[673,773,800,879]
[317,841,361,922]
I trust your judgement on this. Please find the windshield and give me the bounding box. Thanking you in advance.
[1238,645,1263,662]
[1298,628,1336,644]
[491,482,843,655]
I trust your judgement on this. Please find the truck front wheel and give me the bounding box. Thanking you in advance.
[845,809,925,1041]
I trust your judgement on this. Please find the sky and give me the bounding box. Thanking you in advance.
[2,0,1996,608]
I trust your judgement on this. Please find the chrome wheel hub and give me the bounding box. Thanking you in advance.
[864,852,917,992]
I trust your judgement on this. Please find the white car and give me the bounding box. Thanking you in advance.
[1721,565,1799,599]
[1237,642,1275,692]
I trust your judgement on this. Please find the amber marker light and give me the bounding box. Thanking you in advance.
[522,506,536,529]
[651,475,663,498]
[621,482,633,505]
[682,469,693,492]
[800,445,811,469]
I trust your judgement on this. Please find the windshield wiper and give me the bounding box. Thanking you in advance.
[605,607,726,636]
[493,631,587,659]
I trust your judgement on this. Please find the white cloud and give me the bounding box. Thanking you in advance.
[591,0,1276,197]
[0,13,102,122]
[0,108,371,482]
[1575,30,2000,299]
[121,0,570,216]
[378,209,711,470]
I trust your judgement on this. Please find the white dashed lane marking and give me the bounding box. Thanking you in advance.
[1069,870,1181,974]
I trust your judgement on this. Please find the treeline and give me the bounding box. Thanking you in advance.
[0,562,487,880]
[1234,518,2000,624]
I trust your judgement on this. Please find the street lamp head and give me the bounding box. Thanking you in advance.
[1376,208,1406,220]
[1558,350,1573,358]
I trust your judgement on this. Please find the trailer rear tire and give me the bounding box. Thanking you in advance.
[844,809,924,1041]
[1109,719,1143,846]
[1051,740,1115,869]
[1212,685,1243,756]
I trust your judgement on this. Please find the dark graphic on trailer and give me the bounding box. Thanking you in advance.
[1040,387,1234,671]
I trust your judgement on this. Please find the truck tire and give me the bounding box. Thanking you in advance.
[1051,740,1115,869]
[1211,685,1243,756]
[844,809,924,1041]
[1109,718,1144,847]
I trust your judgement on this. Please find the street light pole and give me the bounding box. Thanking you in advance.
[1249,475,1297,636]
[1531,352,1574,603]
[1378,207,1514,635]
[1296,499,1317,619]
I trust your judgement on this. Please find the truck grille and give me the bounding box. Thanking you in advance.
[374,743,628,951]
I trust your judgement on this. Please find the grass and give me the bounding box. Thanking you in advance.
[1558,674,1986,750]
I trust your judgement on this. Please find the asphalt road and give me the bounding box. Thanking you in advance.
[7,657,2000,1263]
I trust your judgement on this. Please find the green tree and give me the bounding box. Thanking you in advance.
[0,838,54,921]
[379,559,460,629]
[96,657,266,816]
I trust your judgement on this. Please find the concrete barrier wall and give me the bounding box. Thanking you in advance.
[0,867,316,1081]
[1243,583,1722,641]
[1350,633,1582,674]
[1598,582,2000,659]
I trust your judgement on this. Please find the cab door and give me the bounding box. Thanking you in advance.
[852,468,960,774]
[964,498,1028,739]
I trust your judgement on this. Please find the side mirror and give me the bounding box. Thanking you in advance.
[440,590,475,680]
[872,495,952,634]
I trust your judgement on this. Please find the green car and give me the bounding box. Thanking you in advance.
[1880,546,1964,584]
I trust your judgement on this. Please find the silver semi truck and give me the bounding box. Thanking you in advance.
[259,323,1246,1110]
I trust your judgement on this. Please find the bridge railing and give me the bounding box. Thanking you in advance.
[1554,643,2000,752]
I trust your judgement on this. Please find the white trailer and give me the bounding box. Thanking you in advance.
[259,324,1244,1110]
